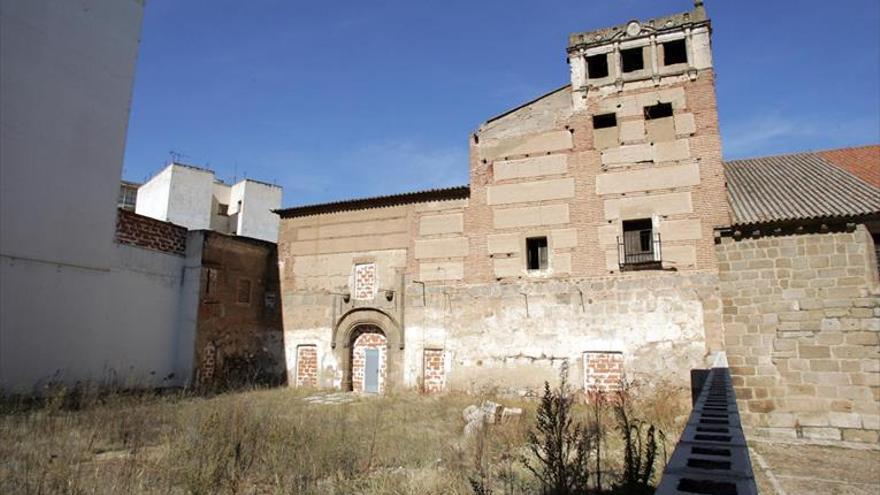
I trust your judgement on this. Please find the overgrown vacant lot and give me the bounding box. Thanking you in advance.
[0,382,688,494]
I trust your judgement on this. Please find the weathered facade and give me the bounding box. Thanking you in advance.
[278,3,727,395]
[194,232,284,387]
[276,3,880,443]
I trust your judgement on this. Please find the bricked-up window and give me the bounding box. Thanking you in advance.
[586,53,609,79]
[237,278,252,304]
[593,113,617,129]
[663,38,687,65]
[620,47,644,73]
[353,263,377,300]
[526,237,549,271]
[644,102,673,120]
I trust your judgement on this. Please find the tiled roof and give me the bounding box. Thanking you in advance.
[725,148,880,226]
[818,145,880,189]
[274,185,470,218]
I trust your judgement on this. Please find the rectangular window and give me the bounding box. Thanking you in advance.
[593,113,617,129]
[237,279,252,304]
[217,203,229,216]
[644,102,673,120]
[663,39,687,65]
[586,53,609,79]
[622,219,654,265]
[526,237,549,271]
[620,47,644,73]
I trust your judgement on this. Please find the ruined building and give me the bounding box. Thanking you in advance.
[275,2,880,443]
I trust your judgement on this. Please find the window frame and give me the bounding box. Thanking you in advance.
[526,236,549,271]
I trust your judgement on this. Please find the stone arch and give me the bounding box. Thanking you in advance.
[333,308,403,392]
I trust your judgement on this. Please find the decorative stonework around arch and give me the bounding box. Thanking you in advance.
[333,308,403,392]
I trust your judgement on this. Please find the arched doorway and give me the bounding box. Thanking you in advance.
[333,308,403,393]
[349,325,386,394]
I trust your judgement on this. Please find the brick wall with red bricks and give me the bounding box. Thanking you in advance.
[115,208,187,256]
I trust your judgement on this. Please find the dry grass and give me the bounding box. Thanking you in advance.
[0,381,689,494]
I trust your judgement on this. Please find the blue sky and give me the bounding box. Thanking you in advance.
[122,0,880,207]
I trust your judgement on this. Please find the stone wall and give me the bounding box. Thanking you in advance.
[717,226,880,443]
[115,208,187,256]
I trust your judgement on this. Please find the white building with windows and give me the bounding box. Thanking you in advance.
[135,162,282,243]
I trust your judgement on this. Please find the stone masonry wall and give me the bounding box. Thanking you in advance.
[115,208,187,256]
[717,226,880,443]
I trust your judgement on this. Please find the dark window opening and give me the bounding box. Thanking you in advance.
[620,47,644,73]
[593,113,617,129]
[663,39,687,65]
[586,53,609,79]
[644,102,673,120]
[526,237,549,271]
[237,279,252,304]
[217,203,229,216]
[620,219,660,268]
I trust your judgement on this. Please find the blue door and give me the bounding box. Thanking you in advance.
[364,348,379,393]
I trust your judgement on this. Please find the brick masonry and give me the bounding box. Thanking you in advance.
[717,226,880,443]
[354,262,377,300]
[584,351,624,393]
[296,345,318,387]
[423,348,445,393]
[351,327,387,393]
[194,232,284,387]
[115,208,187,256]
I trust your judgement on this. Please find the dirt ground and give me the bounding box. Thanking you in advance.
[750,439,880,495]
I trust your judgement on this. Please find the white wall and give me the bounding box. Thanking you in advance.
[0,241,200,392]
[236,180,283,243]
[0,0,144,267]
[165,165,214,230]
[0,0,189,392]
[135,165,172,220]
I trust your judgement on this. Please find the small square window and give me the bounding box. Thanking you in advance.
[217,203,229,216]
[644,102,673,120]
[663,39,687,66]
[620,47,644,73]
[237,279,252,304]
[526,237,548,271]
[586,53,609,79]
[593,113,617,129]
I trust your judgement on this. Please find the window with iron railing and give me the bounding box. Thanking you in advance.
[618,219,662,270]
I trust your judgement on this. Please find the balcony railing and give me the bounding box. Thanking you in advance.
[617,230,662,270]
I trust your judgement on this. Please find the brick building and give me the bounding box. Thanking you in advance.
[275,2,879,443]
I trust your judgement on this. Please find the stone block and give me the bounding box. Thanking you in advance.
[593,127,618,150]
[551,228,578,249]
[603,191,692,220]
[596,162,700,195]
[494,154,568,181]
[653,139,690,162]
[619,120,645,142]
[801,427,841,441]
[553,252,572,274]
[414,237,469,260]
[798,344,830,359]
[674,113,696,135]
[597,224,619,246]
[797,411,829,427]
[842,429,880,443]
[419,213,464,236]
[493,258,521,278]
[487,234,520,255]
[494,204,570,229]
[481,130,573,160]
[419,261,464,281]
[645,117,675,142]
[601,143,652,166]
[487,178,575,206]
[829,412,862,428]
